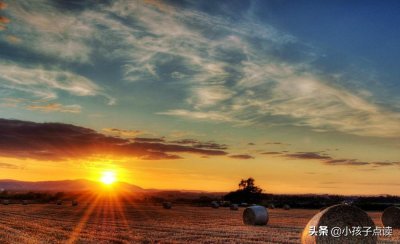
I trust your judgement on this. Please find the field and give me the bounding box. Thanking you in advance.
[0,200,399,243]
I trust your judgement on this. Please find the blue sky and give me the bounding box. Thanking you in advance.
[0,0,399,194]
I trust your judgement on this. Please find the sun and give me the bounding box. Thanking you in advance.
[100,171,116,185]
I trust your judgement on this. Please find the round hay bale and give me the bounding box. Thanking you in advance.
[301,204,377,244]
[22,200,28,205]
[268,203,275,209]
[56,200,62,205]
[162,202,172,209]
[211,201,219,209]
[382,206,400,228]
[221,201,231,207]
[2,200,9,205]
[240,202,248,207]
[230,204,239,211]
[243,205,269,226]
[283,204,290,210]
[72,200,78,206]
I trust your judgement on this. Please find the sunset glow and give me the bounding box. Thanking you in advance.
[100,171,116,185]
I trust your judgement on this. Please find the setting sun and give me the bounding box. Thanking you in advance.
[100,171,116,185]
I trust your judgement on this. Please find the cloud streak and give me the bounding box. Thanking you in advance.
[0,118,227,161]
[229,154,254,160]
[278,151,398,168]
[26,103,81,113]
[0,62,114,104]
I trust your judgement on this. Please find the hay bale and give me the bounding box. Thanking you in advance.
[301,204,377,244]
[221,201,231,207]
[240,203,248,207]
[230,204,239,211]
[268,203,275,209]
[56,200,62,205]
[211,201,219,209]
[382,206,400,228]
[72,200,78,206]
[283,204,290,210]
[162,202,172,209]
[243,205,269,226]
[22,200,28,205]
[2,200,9,205]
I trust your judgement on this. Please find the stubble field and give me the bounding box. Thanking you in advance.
[0,200,399,244]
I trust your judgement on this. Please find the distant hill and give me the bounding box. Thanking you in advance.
[0,179,144,192]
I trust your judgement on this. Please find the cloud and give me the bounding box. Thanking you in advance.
[170,139,228,150]
[229,154,254,159]
[102,128,143,138]
[324,159,370,166]
[286,152,332,160]
[134,137,165,143]
[0,98,23,108]
[26,103,81,113]
[280,151,399,168]
[188,85,236,108]
[5,35,22,44]
[0,162,19,169]
[0,62,114,104]
[5,1,93,63]
[0,2,7,10]
[0,118,227,161]
[372,162,400,167]
[157,109,236,123]
[0,16,9,24]
[1,98,82,114]
[261,151,282,155]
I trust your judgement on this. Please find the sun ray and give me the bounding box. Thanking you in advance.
[66,193,101,244]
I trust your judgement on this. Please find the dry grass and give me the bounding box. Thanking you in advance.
[0,200,399,243]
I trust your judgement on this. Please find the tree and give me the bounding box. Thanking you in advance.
[224,177,263,204]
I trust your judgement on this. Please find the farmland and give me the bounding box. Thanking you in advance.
[0,200,399,243]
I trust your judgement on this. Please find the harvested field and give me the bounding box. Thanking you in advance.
[0,201,399,243]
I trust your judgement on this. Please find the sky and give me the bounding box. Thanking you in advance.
[0,0,399,195]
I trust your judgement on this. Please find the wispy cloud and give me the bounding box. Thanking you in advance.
[229,154,254,159]
[26,103,81,113]
[0,162,19,169]
[0,16,9,24]
[5,1,93,63]
[286,152,331,160]
[0,2,7,10]
[0,62,114,104]
[279,151,398,168]
[157,109,236,123]
[102,128,143,138]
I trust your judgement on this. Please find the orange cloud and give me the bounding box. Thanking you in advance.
[102,128,143,138]
[0,2,7,10]
[0,16,10,24]
[26,103,81,113]
[6,35,22,44]
[144,0,172,13]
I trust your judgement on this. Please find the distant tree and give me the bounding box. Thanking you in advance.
[224,177,263,204]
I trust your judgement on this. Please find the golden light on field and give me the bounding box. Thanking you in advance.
[100,171,116,185]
